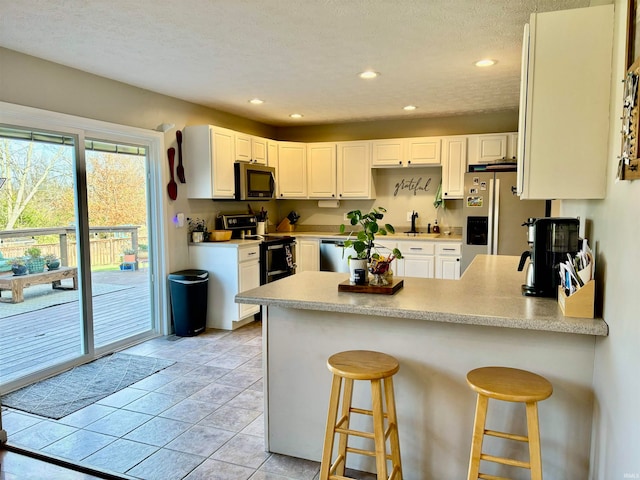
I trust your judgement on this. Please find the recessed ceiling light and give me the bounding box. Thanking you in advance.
[359,70,379,79]
[403,105,417,111]
[475,59,496,67]
[289,113,303,119]
[249,98,264,105]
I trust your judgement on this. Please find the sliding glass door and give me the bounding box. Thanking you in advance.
[0,127,87,391]
[0,126,157,394]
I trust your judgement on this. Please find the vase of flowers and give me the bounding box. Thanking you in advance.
[188,217,207,242]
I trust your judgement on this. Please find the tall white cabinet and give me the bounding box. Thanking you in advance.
[517,5,613,199]
[183,125,235,199]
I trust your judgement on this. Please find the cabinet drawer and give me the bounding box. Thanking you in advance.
[400,242,435,255]
[436,243,461,256]
[239,246,260,262]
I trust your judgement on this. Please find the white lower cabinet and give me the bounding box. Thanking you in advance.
[297,239,320,273]
[189,243,260,330]
[395,241,435,279]
[435,243,461,280]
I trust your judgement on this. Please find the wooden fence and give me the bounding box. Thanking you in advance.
[0,226,146,267]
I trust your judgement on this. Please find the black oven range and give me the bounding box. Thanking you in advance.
[217,213,296,285]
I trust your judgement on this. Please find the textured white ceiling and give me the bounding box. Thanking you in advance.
[0,0,591,126]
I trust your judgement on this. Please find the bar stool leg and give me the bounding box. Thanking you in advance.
[371,379,388,480]
[320,374,343,480]
[467,394,489,480]
[384,376,403,480]
[335,378,354,477]
[526,401,543,480]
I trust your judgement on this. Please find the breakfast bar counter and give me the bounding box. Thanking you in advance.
[236,255,606,479]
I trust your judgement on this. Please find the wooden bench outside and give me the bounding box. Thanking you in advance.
[0,267,78,304]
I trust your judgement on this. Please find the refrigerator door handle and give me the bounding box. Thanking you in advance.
[487,178,494,255]
[493,178,501,255]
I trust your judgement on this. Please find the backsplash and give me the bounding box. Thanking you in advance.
[186,167,463,235]
[277,167,463,233]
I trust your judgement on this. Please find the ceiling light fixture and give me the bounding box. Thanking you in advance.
[403,105,417,111]
[289,113,303,119]
[249,98,264,105]
[359,70,379,79]
[475,59,496,67]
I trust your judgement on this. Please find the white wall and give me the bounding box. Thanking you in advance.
[559,1,640,478]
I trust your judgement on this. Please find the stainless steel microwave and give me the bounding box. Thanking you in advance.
[234,162,276,201]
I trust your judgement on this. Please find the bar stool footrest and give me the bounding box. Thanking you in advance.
[484,429,529,442]
[478,473,513,480]
[481,453,530,469]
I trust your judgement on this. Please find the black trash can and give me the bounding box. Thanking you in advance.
[168,269,208,336]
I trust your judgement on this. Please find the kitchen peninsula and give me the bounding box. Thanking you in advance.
[236,255,607,479]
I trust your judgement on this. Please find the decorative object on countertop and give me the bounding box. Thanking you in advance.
[208,230,232,242]
[188,217,207,242]
[24,247,45,274]
[276,210,298,232]
[339,207,402,285]
[44,253,60,270]
[176,130,186,183]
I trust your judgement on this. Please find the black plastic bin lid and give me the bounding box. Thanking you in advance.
[168,269,209,281]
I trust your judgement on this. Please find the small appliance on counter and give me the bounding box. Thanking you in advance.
[520,217,580,298]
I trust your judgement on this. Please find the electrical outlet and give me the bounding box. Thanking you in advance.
[343,213,349,221]
[406,211,414,222]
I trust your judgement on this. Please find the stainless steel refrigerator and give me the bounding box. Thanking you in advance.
[461,171,546,272]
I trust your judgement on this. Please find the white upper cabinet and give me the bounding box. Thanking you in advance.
[277,142,307,198]
[336,141,375,199]
[183,125,235,199]
[307,143,337,199]
[235,133,267,164]
[372,137,441,167]
[506,133,518,162]
[517,5,613,199]
[267,140,279,167]
[371,139,405,167]
[476,134,508,163]
[441,136,467,199]
[406,137,441,166]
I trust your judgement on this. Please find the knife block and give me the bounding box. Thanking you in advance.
[276,218,295,232]
[557,280,595,318]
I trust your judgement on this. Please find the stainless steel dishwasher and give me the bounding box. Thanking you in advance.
[320,239,351,272]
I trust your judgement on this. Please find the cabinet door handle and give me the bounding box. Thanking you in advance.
[247,251,258,256]
[409,247,423,251]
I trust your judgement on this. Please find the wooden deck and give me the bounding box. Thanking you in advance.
[0,269,152,388]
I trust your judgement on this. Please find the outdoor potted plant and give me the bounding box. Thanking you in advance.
[340,207,402,284]
[11,257,28,276]
[24,247,45,274]
[122,248,137,263]
[44,253,61,270]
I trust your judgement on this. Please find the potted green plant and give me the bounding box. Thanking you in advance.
[11,257,28,276]
[188,217,207,242]
[340,207,402,284]
[122,248,137,263]
[44,253,61,270]
[24,247,45,274]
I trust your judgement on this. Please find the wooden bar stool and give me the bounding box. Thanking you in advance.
[466,366,553,480]
[320,350,402,480]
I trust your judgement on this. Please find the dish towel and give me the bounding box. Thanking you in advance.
[433,180,443,209]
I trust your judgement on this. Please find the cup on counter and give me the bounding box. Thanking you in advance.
[257,221,266,235]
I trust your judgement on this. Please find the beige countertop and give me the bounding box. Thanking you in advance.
[270,231,463,242]
[236,254,608,336]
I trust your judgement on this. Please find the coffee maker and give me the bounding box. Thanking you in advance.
[519,217,580,297]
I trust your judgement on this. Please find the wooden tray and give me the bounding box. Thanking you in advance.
[338,278,404,295]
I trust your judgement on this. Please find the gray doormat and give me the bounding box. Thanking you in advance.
[1,353,175,419]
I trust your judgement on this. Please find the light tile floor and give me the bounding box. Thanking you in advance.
[2,321,376,480]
